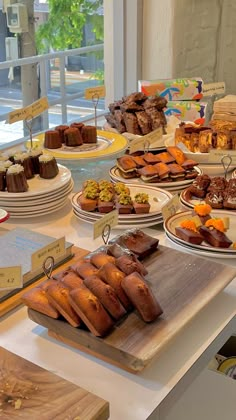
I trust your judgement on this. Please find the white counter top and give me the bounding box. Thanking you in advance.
[1,200,236,420]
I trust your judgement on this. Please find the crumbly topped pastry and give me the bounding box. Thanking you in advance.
[7,164,24,174]
[39,154,54,163]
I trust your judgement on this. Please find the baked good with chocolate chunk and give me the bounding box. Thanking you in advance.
[64,127,83,146]
[199,225,232,248]
[6,164,28,192]
[97,262,132,310]
[167,146,186,166]
[55,125,69,142]
[81,125,97,143]
[133,193,150,214]
[112,229,159,259]
[223,189,236,209]
[207,177,228,192]
[135,111,152,135]
[21,287,59,318]
[123,112,141,135]
[227,178,236,191]
[188,175,211,198]
[113,109,126,133]
[145,108,162,131]
[46,282,81,327]
[84,275,127,320]
[44,130,62,149]
[175,226,203,245]
[116,253,148,276]
[121,272,163,322]
[39,155,59,179]
[69,285,114,337]
[205,191,224,209]
[120,102,143,113]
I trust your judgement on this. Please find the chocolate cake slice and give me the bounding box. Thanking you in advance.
[175,227,203,245]
[199,225,232,248]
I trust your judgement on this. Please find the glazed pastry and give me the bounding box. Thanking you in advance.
[121,272,163,322]
[97,262,132,310]
[157,152,175,164]
[46,282,81,327]
[133,193,150,214]
[84,275,127,320]
[138,165,159,182]
[166,146,186,166]
[153,162,170,180]
[69,285,114,337]
[89,252,116,268]
[73,262,98,279]
[131,155,148,168]
[168,163,186,180]
[21,287,59,318]
[142,153,161,164]
[60,271,84,290]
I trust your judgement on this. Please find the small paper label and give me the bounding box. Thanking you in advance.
[203,82,225,96]
[31,237,65,271]
[0,266,22,290]
[208,149,236,164]
[129,127,163,154]
[85,85,106,99]
[162,194,180,221]
[93,210,118,240]
[8,97,49,124]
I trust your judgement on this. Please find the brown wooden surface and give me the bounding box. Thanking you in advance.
[0,246,89,318]
[28,245,236,372]
[0,346,109,419]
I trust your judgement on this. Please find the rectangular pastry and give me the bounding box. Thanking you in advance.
[46,282,81,327]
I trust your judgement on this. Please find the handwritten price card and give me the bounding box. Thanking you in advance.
[85,85,106,100]
[0,266,22,290]
[8,97,49,124]
[31,237,65,271]
[209,149,236,165]
[129,127,163,154]
[203,82,225,96]
[93,210,118,240]
[161,194,180,221]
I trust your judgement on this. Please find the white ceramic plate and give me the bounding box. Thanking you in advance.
[73,209,163,229]
[8,199,69,218]
[179,188,236,212]
[164,209,236,254]
[0,164,72,198]
[199,163,235,176]
[165,231,236,259]
[109,165,202,188]
[71,184,172,220]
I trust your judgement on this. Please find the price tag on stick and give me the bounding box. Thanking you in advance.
[0,266,22,290]
[161,194,180,221]
[93,210,118,240]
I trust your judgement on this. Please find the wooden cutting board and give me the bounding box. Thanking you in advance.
[0,347,109,419]
[28,245,236,373]
[0,246,89,317]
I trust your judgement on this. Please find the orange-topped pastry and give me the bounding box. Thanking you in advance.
[175,219,203,245]
[193,203,212,224]
[180,219,198,232]
[205,218,225,233]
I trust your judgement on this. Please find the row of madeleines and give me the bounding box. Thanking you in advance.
[44,122,97,149]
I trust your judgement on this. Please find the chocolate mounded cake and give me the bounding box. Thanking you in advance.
[81,125,97,143]
[6,164,28,192]
[44,130,62,149]
[199,225,232,248]
[0,165,6,191]
[64,127,83,147]
[29,148,43,174]
[70,122,85,132]
[55,125,69,143]
[205,191,224,209]
[14,152,34,179]
[39,155,59,179]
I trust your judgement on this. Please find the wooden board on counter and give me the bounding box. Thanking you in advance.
[28,245,236,373]
[0,245,89,318]
[0,346,109,419]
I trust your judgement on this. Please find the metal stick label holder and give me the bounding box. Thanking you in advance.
[144,140,150,154]
[102,224,111,245]
[25,115,34,150]
[221,155,232,179]
[42,256,55,279]
[92,93,100,130]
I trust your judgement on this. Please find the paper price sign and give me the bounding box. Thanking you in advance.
[93,210,118,240]
[209,149,236,165]
[85,85,106,100]
[203,82,225,96]
[8,97,49,124]
[0,266,22,290]
[31,237,65,271]
[161,194,180,221]
[129,127,163,154]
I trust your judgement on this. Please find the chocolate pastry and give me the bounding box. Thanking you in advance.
[125,92,147,103]
[223,189,236,209]
[116,254,148,276]
[135,111,152,135]
[145,108,162,131]
[207,177,228,192]
[143,96,167,110]
[111,229,159,259]
[199,225,232,248]
[188,175,211,198]
[120,102,143,113]
[108,100,122,114]
[113,109,126,133]
[123,112,141,135]
[175,227,204,245]
[205,191,224,209]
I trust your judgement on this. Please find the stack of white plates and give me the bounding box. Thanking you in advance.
[0,164,73,218]
[72,184,173,229]
[164,209,236,259]
[109,166,202,194]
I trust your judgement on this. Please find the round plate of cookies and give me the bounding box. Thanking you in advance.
[179,175,236,212]
[164,207,236,257]
[71,179,173,229]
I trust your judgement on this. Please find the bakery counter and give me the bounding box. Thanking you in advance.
[1,203,236,419]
